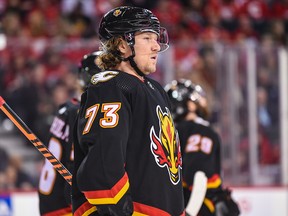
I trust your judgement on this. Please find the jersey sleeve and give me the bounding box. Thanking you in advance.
[74,83,133,214]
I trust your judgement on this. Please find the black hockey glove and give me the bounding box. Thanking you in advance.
[213,188,240,216]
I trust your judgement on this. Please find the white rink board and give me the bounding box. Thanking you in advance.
[232,187,288,216]
[0,191,40,216]
[11,192,40,216]
[0,187,288,216]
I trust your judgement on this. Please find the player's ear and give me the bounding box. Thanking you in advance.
[118,38,130,55]
[187,101,197,112]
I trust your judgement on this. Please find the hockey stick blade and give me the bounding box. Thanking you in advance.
[0,96,72,185]
[186,171,208,216]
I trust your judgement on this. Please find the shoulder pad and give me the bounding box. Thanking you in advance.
[91,71,119,85]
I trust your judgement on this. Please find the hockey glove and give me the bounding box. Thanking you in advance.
[213,188,240,216]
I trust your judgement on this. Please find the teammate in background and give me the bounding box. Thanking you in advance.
[72,6,185,216]
[165,79,240,216]
[38,51,102,216]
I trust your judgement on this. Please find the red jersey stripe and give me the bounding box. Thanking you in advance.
[74,201,97,216]
[84,172,129,205]
[43,206,72,216]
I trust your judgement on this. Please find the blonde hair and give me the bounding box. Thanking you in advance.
[97,36,124,70]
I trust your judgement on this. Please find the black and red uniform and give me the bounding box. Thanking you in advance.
[72,70,185,216]
[38,98,79,216]
[177,117,222,216]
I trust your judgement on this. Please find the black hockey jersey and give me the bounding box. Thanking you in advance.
[38,98,79,216]
[177,118,223,213]
[72,70,185,216]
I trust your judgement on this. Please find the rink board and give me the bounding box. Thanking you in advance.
[0,187,287,216]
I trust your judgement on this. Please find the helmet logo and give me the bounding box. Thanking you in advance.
[113,9,122,17]
[150,106,182,185]
[126,33,133,41]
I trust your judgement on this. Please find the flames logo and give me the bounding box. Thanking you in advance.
[113,9,122,17]
[150,106,182,185]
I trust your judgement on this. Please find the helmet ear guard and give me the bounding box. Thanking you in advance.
[124,32,135,46]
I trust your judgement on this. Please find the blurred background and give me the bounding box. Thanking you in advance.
[0,0,287,215]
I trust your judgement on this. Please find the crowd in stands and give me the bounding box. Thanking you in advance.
[1,0,288,43]
[0,147,35,191]
[0,0,285,189]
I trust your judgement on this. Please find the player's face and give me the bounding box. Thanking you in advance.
[133,32,161,75]
[199,97,208,109]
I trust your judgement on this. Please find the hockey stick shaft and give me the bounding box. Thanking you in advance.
[0,96,72,185]
[186,171,208,216]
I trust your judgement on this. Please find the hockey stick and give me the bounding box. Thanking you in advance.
[0,96,72,185]
[186,171,208,216]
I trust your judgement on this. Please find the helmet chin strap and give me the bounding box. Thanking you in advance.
[123,45,145,77]
[127,56,145,77]
[122,33,145,77]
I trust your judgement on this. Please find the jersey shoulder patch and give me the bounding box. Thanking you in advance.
[91,71,119,85]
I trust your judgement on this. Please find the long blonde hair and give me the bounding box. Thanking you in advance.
[97,36,124,70]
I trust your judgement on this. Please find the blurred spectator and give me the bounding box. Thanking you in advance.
[51,81,70,109]
[4,0,32,20]
[5,156,35,190]
[179,0,205,39]
[0,147,9,173]
[198,46,218,89]
[0,147,34,191]
[257,67,279,127]
[270,0,288,25]
[201,0,232,45]
[124,0,158,9]
[0,63,4,95]
[3,54,73,145]
[233,13,259,43]
[268,19,287,46]
[61,0,96,19]
[238,127,279,173]
[257,128,279,165]
[0,147,10,191]
[26,7,47,37]
[62,1,95,38]
[153,0,183,41]
[257,86,271,129]
[204,0,240,33]
[94,0,124,19]
[238,0,270,34]
[2,11,22,37]
[40,47,69,85]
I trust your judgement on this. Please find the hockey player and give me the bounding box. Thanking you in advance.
[165,79,240,216]
[72,6,185,216]
[38,51,102,216]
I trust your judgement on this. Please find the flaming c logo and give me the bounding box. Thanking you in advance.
[150,106,182,185]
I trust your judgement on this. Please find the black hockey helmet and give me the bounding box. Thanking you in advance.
[98,6,169,52]
[78,51,102,87]
[165,79,206,122]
